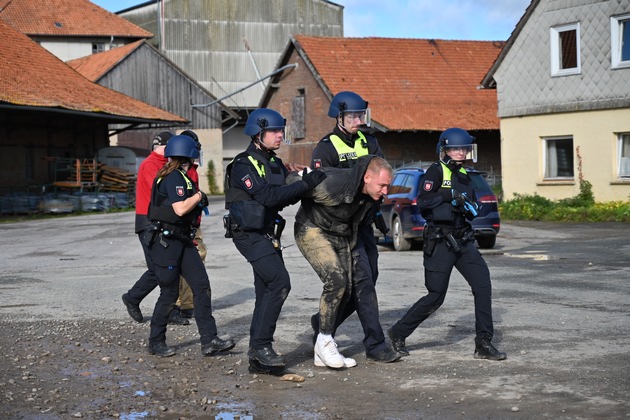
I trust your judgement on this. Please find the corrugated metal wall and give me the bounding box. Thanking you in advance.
[97,43,222,129]
[121,0,343,109]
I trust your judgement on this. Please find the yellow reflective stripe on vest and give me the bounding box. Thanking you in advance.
[248,155,266,178]
[439,162,467,189]
[157,169,194,190]
[329,131,369,162]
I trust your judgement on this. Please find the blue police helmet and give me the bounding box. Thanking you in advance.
[244,108,286,136]
[164,134,200,159]
[328,91,368,118]
[436,128,475,154]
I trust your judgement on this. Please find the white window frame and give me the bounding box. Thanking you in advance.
[550,23,581,76]
[611,13,630,69]
[543,136,574,180]
[618,133,630,178]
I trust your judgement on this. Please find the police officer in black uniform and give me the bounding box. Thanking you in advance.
[387,128,507,361]
[225,108,327,374]
[145,134,235,357]
[309,91,397,362]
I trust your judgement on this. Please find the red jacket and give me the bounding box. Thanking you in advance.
[136,151,167,217]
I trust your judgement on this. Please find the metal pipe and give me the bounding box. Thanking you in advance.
[191,63,298,108]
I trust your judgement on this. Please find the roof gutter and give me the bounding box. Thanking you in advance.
[0,103,187,125]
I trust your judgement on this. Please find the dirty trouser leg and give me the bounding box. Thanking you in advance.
[295,225,351,334]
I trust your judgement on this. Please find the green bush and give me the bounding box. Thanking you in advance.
[500,185,630,223]
[205,160,221,195]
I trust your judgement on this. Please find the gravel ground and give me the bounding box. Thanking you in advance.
[1,203,629,419]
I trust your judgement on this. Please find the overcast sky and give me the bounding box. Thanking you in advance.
[92,0,531,41]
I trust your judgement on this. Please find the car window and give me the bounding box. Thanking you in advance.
[389,173,412,194]
[401,174,416,194]
[469,173,490,192]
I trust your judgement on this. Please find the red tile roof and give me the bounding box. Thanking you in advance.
[0,0,152,38]
[66,40,143,82]
[0,19,185,123]
[293,35,504,131]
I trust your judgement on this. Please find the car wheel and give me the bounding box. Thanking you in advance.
[392,217,412,252]
[476,235,496,249]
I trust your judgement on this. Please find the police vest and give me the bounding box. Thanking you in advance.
[439,162,468,190]
[149,169,198,225]
[329,132,369,167]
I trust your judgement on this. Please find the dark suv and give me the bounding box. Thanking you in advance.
[378,165,500,251]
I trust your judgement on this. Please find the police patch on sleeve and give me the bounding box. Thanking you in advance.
[242,174,253,190]
[423,180,434,191]
[176,186,185,196]
[313,159,322,169]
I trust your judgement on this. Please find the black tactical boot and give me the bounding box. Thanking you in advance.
[122,293,143,323]
[388,328,410,357]
[180,308,194,318]
[248,346,286,367]
[148,341,175,357]
[168,308,190,326]
[248,359,287,376]
[474,338,507,361]
[201,336,236,356]
[367,346,402,363]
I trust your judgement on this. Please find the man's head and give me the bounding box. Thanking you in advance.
[328,91,371,135]
[362,157,393,200]
[152,131,174,155]
[244,108,287,152]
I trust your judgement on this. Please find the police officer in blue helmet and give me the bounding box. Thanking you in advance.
[225,108,327,375]
[145,134,235,358]
[388,128,507,361]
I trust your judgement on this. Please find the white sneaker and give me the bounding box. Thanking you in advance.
[314,352,357,368]
[314,337,345,368]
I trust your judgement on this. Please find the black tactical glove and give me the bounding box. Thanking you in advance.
[198,191,209,208]
[302,169,327,189]
[374,210,389,235]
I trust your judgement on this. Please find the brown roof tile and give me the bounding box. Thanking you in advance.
[0,19,185,123]
[294,35,504,131]
[0,0,152,38]
[66,40,143,81]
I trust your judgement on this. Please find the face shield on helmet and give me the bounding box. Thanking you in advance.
[244,108,291,147]
[328,91,371,128]
[437,128,477,163]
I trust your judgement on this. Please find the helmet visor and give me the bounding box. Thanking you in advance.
[443,144,477,163]
[343,108,371,127]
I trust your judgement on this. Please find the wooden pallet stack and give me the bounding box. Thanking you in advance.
[99,164,136,206]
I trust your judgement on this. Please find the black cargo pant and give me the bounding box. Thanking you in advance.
[125,230,159,305]
[146,234,219,346]
[390,237,494,345]
[233,230,291,350]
